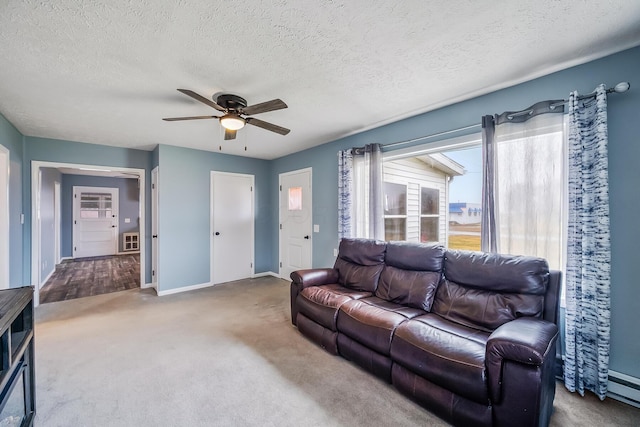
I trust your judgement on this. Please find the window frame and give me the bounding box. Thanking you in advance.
[383,181,408,241]
[419,185,440,243]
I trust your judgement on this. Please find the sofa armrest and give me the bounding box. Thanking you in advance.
[290,268,339,289]
[290,268,339,326]
[486,317,558,403]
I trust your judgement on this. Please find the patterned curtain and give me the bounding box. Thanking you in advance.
[337,149,353,239]
[564,84,611,400]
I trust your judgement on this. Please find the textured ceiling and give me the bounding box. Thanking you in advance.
[1,1,639,160]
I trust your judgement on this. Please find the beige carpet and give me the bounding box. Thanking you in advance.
[35,276,640,426]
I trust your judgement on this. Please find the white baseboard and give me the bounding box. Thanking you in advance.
[59,256,72,262]
[118,251,140,255]
[608,370,640,408]
[156,281,213,296]
[252,271,282,279]
[141,282,155,289]
[154,273,283,297]
[39,267,55,289]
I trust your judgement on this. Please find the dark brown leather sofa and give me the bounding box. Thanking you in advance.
[290,238,561,427]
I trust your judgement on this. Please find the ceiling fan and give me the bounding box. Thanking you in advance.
[163,89,290,140]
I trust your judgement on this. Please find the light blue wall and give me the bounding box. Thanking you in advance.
[2,46,639,380]
[23,137,152,283]
[39,168,61,283]
[0,113,24,287]
[60,175,140,256]
[156,144,272,291]
[271,46,640,378]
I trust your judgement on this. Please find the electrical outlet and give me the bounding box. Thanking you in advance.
[314,224,320,233]
[333,248,338,257]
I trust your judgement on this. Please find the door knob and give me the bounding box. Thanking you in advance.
[215,232,220,236]
[304,235,310,239]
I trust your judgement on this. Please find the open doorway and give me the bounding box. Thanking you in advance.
[31,161,146,306]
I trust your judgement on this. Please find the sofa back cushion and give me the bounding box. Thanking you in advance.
[431,250,549,332]
[376,242,445,311]
[333,238,386,292]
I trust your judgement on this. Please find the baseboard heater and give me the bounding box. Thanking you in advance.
[556,358,640,408]
[608,370,640,408]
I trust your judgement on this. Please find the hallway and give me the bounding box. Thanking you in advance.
[39,254,140,304]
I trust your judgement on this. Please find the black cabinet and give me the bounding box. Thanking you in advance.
[0,287,35,427]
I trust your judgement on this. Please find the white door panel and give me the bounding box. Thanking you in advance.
[73,186,118,258]
[211,172,254,284]
[279,168,312,279]
[151,167,159,290]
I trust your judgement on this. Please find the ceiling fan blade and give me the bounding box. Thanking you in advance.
[224,129,237,140]
[241,99,288,116]
[246,118,290,135]
[177,89,226,112]
[162,115,220,121]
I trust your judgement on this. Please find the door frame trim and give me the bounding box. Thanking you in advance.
[31,160,146,307]
[151,166,159,292]
[278,167,313,279]
[72,185,119,258]
[0,144,9,290]
[210,171,255,285]
[54,181,61,265]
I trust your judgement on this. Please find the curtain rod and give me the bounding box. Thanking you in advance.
[383,123,481,149]
[383,81,631,148]
[547,81,630,111]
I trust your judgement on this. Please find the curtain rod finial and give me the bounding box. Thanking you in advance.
[614,82,630,93]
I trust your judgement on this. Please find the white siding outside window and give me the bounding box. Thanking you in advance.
[383,157,449,245]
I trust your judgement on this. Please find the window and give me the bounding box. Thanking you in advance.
[490,115,566,272]
[383,134,483,250]
[79,192,112,219]
[420,187,439,242]
[383,182,406,241]
[288,186,302,211]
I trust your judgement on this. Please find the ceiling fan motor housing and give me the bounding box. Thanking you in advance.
[216,94,247,111]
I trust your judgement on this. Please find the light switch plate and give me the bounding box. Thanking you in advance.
[314,224,319,233]
[124,218,131,223]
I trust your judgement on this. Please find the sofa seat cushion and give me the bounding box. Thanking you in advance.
[297,284,372,331]
[337,297,425,355]
[391,313,491,404]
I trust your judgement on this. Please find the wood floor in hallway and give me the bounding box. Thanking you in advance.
[39,254,140,304]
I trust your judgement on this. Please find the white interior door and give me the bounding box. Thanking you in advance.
[211,172,254,285]
[279,168,312,279]
[151,167,159,290]
[73,186,119,258]
[0,145,9,290]
[54,181,61,265]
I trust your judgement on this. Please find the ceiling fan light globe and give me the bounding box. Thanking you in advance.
[220,114,245,130]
